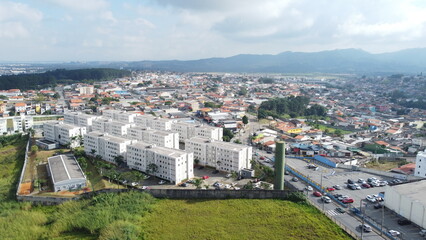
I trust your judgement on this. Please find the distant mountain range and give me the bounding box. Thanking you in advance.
[62,48,426,74]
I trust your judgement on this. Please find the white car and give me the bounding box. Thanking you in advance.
[158,180,166,185]
[333,185,342,190]
[366,195,377,203]
[388,230,400,236]
[321,196,331,203]
[305,186,313,191]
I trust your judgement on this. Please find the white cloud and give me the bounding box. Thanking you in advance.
[46,0,108,11]
[0,2,42,39]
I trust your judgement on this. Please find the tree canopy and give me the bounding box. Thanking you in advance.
[0,68,131,90]
[258,96,327,119]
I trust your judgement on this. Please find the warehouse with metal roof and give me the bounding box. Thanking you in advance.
[47,154,86,192]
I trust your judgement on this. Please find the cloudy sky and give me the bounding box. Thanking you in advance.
[2,0,426,62]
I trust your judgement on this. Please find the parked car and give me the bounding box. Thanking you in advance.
[225,173,232,178]
[338,195,350,201]
[198,166,205,170]
[260,156,265,160]
[367,177,378,183]
[131,182,139,186]
[342,198,354,204]
[326,187,335,191]
[313,191,322,197]
[305,186,313,191]
[374,203,384,209]
[333,185,342,190]
[336,207,345,214]
[267,151,272,154]
[202,176,210,180]
[212,170,219,174]
[357,178,364,183]
[284,171,290,175]
[158,180,166,185]
[179,183,188,187]
[347,179,355,184]
[366,195,377,203]
[334,193,343,198]
[321,196,331,203]
[398,218,411,225]
[419,229,426,237]
[361,224,372,232]
[362,183,371,188]
[388,230,400,236]
[307,164,317,169]
[292,177,299,182]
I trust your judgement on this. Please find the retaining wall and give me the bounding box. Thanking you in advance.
[16,188,295,205]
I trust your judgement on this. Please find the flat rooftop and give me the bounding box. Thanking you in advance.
[48,155,85,184]
[390,180,426,203]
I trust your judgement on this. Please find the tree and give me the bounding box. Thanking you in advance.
[242,115,248,125]
[193,178,204,189]
[234,139,242,144]
[77,157,88,170]
[194,158,200,166]
[53,92,60,99]
[222,128,234,142]
[238,87,248,96]
[114,155,125,167]
[90,149,96,155]
[147,163,158,175]
[31,145,39,154]
[334,129,343,137]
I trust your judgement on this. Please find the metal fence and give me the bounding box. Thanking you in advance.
[351,207,398,240]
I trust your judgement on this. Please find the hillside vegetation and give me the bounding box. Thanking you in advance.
[142,199,351,240]
[0,136,350,240]
[0,68,130,90]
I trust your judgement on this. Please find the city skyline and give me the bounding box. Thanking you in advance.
[2,0,426,61]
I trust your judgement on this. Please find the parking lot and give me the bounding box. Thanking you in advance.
[283,156,424,240]
[141,166,250,190]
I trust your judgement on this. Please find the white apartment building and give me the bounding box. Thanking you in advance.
[128,127,179,149]
[105,121,134,137]
[64,112,99,131]
[43,121,86,148]
[84,131,134,164]
[415,151,426,178]
[127,142,194,184]
[79,86,94,95]
[102,109,137,123]
[185,137,252,172]
[92,117,112,133]
[0,115,34,134]
[134,115,174,131]
[172,122,223,142]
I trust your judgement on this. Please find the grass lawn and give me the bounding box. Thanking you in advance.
[365,159,407,171]
[0,136,27,201]
[315,124,352,135]
[142,199,351,240]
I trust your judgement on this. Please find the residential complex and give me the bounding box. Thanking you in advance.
[43,121,86,148]
[0,115,33,134]
[127,142,194,184]
[185,136,252,172]
[172,122,223,142]
[128,127,179,149]
[64,112,99,131]
[134,115,174,131]
[84,131,134,164]
[102,109,137,123]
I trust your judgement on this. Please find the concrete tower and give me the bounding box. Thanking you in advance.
[274,141,286,190]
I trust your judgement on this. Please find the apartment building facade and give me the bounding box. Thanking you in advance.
[43,121,86,148]
[134,115,174,131]
[185,136,252,172]
[172,122,223,142]
[128,127,179,149]
[84,131,134,163]
[64,112,99,131]
[127,142,194,184]
[102,109,137,123]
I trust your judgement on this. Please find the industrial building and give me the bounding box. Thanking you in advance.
[127,142,194,184]
[43,121,86,148]
[84,131,135,163]
[127,127,179,149]
[47,155,86,192]
[185,136,252,172]
[385,181,426,228]
[415,151,426,178]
